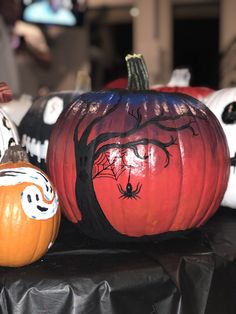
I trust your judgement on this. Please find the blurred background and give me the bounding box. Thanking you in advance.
[0,0,235,97]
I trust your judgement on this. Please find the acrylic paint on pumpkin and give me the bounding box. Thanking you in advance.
[18,91,82,172]
[0,145,60,267]
[47,55,229,242]
[205,87,236,209]
[48,91,229,241]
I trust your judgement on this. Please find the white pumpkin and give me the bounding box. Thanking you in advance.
[0,82,19,159]
[0,94,32,126]
[0,108,19,161]
[205,87,236,209]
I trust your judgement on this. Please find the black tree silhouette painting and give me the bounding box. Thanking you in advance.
[72,92,207,240]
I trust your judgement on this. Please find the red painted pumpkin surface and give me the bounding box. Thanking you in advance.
[152,85,214,102]
[47,54,229,242]
[151,68,214,102]
[104,78,128,89]
[104,69,214,102]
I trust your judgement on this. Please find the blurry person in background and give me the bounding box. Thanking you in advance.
[0,0,51,96]
[0,0,21,94]
[23,0,77,26]
[0,0,89,97]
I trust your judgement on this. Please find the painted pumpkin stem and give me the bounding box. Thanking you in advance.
[1,145,29,164]
[126,54,149,90]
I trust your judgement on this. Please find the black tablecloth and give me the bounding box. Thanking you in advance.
[0,207,236,314]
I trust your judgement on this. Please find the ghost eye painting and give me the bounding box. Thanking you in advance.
[21,184,58,220]
[206,87,236,209]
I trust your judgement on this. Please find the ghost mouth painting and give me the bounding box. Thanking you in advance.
[37,205,49,212]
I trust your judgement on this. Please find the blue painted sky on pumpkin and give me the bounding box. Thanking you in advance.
[78,89,206,111]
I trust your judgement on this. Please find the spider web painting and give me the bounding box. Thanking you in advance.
[92,149,128,181]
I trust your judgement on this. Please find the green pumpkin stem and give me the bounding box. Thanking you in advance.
[1,145,29,164]
[126,54,149,90]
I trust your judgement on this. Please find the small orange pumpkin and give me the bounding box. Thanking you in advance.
[0,145,60,267]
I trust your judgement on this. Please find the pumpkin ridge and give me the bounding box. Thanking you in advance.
[62,104,81,222]
[166,101,208,230]
[167,103,185,231]
[51,207,61,247]
[190,108,225,226]
[116,96,129,235]
[0,188,9,263]
[143,94,153,235]
[51,104,79,223]
[187,106,208,227]
[29,220,43,263]
[197,109,229,225]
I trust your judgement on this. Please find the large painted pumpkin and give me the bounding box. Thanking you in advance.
[0,82,19,161]
[0,145,60,267]
[151,68,214,102]
[205,87,236,209]
[47,54,230,242]
[18,91,83,172]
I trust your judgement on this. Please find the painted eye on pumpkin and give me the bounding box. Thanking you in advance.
[221,102,236,124]
[43,96,64,125]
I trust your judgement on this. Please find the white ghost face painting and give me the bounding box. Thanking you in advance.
[0,167,59,220]
[205,87,236,209]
